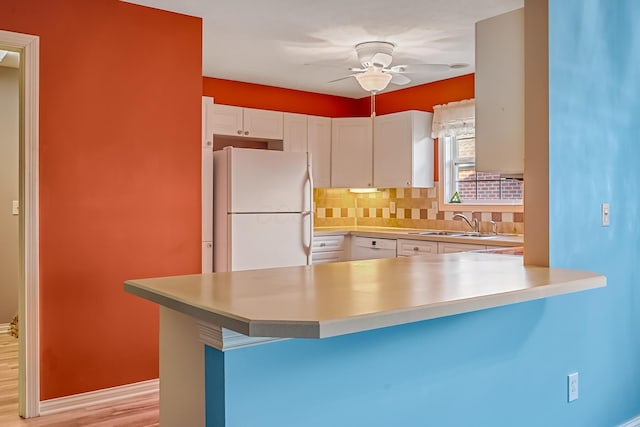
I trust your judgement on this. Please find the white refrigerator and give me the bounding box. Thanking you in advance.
[213,147,313,272]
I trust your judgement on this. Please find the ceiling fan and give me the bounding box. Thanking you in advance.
[330,41,467,93]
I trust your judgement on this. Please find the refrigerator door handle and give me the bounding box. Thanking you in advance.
[304,152,314,265]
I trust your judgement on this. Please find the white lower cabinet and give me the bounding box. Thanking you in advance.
[350,236,397,260]
[313,234,513,263]
[397,239,438,257]
[312,235,347,264]
[202,241,213,273]
[437,242,487,254]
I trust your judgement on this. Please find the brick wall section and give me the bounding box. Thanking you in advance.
[314,184,524,234]
[457,173,524,201]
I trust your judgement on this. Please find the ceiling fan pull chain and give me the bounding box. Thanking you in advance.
[371,92,376,118]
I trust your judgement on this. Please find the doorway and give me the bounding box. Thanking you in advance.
[0,30,39,419]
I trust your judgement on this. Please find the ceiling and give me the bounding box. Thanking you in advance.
[123,0,523,98]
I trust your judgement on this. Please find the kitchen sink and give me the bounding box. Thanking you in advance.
[408,231,462,236]
[408,231,501,238]
[454,232,499,238]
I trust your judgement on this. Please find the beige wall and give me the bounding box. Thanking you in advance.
[0,66,19,324]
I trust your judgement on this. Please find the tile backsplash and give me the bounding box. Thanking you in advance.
[314,184,524,234]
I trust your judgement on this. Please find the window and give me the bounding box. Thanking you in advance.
[442,135,523,205]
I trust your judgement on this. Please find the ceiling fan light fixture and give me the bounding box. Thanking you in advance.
[354,67,392,93]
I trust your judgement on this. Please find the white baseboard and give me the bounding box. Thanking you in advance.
[620,415,640,427]
[0,323,9,334]
[40,378,159,416]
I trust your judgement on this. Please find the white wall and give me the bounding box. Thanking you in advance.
[0,65,19,324]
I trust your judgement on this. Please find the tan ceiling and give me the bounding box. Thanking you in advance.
[123,0,523,98]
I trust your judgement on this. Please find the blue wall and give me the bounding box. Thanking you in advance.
[548,0,640,424]
[205,1,640,425]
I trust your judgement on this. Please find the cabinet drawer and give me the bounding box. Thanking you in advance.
[438,242,486,254]
[312,235,346,253]
[397,239,438,257]
[311,250,345,264]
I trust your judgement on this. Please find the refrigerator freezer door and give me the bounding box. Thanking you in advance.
[228,213,309,272]
[228,148,310,213]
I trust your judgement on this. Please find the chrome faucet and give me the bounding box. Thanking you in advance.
[453,213,479,233]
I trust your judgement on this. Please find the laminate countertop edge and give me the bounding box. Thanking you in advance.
[125,254,606,340]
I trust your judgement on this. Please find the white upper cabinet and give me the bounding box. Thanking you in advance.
[475,8,524,174]
[331,117,373,188]
[283,113,308,152]
[211,104,244,137]
[243,108,284,140]
[373,110,434,188]
[308,116,332,188]
[202,97,215,149]
[212,104,283,140]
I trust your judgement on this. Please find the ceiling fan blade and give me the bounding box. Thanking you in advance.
[327,75,355,84]
[389,63,453,73]
[348,67,367,72]
[390,73,411,85]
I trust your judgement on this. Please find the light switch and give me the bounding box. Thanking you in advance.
[12,200,19,216]
[601,203,609,226]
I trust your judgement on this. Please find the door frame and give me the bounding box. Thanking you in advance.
[0,29,40,419]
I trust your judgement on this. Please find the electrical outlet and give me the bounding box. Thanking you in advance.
[12,200,19,216]
[390,201,396,214]
[601,203,610,226]
[568,372,579,402]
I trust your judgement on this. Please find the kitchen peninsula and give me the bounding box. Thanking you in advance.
[125,252,604,427]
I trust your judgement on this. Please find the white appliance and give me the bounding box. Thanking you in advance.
[213,147,313,272]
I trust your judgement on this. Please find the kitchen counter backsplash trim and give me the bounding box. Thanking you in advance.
[314,184,524,235]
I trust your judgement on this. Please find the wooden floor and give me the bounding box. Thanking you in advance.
[0,334,159,426]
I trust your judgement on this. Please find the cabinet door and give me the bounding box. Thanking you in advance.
[202,241,213,273]
[202,148,213,242]
[243,108,283,140]
[308,116,332,188]
[438,242,486,254]
[283,113,308,152]
[374,112,412,187]
[374,111,433,188]
[475,8,524,174]
[331,117,373,188]
[397,239,438,257]
[211,104,244,137]
[312,235,345,253]
[202,97,215,148]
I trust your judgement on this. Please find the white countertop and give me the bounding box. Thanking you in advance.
[314,226,524,247]
[125,252,604,339]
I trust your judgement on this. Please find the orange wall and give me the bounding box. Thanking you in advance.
[0,0,202,400]
[205,75,474,182]
[361,73,475,115]
[203,77,360,117]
